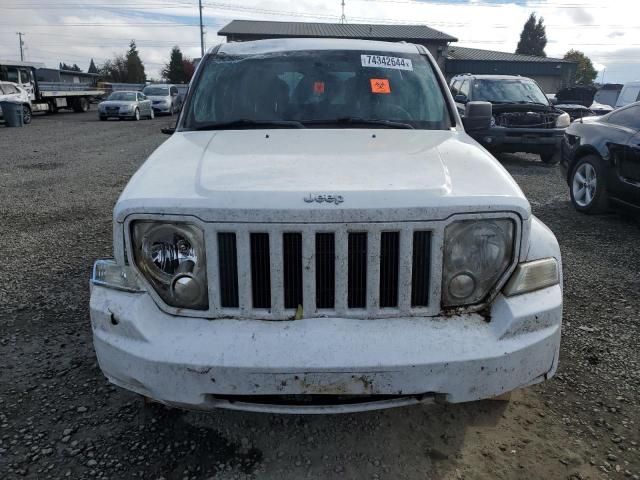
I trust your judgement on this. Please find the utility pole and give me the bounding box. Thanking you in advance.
[340,0,346,24]
[17,32,25,61]
[198,0,205,57]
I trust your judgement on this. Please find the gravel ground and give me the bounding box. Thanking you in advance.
[0,111,638,480]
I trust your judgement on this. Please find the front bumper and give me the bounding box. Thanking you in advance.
[100,110,135,119]
[90,283,562,413]
[152,104,171,113]
[471,127,564,154]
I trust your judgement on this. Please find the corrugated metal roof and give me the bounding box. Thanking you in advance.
[447,46,572,63]
[219,20,457,42]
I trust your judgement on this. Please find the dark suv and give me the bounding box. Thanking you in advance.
[450,74,570,164]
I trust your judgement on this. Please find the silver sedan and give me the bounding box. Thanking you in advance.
[98,91,154,121]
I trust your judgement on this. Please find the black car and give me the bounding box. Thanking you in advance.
[561,101,640,213]
[450,74,570,164]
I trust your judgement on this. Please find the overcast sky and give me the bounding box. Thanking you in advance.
[1,0,638,84]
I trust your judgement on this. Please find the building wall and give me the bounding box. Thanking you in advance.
[445,59,576,93]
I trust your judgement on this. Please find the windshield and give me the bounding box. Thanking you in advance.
[473,79,549,105]
[143,86,169,96]
[183,50,451,130]
[108,92,136,101]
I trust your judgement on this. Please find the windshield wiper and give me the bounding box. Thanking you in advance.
[192,119,305,130]
[301,117,414,129]
[514,101,548,106]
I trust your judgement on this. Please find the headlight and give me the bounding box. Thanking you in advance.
[443,219,515,307]
[556,112,571,128]
[131,222,208,309]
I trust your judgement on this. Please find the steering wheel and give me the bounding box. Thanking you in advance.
[376,103,413,121]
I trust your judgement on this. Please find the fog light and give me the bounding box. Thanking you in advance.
[449,273,476,300]
[171,274,203,304]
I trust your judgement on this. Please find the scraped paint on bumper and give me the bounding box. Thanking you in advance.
[90,284,561,413]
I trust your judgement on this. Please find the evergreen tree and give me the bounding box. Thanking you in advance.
[162,46,186,83]
[88,58,98,74]
[125,40,146,83]
[564,50,598,85]
[516,13,547,57]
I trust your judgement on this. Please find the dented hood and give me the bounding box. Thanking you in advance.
[115,129,530,223]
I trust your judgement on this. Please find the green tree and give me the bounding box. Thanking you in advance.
[99,54,128,82]
[88,58,98,74]
[59,62,82,72]
[182,58,195,82]
[564,49,598,85]
[516,13,547,57]
[125,40,146,83]
[162,46,186,83]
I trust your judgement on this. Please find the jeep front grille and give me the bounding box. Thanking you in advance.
[209,224,436,319]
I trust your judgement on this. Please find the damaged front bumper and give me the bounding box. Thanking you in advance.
[90,283,561,414]
[471,127,564,155]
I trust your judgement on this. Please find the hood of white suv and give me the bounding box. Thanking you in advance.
[115,129,530,222]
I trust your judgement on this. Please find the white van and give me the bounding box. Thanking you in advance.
[615,81,640,108]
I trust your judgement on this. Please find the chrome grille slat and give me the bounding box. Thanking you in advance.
[301,232,316,316]
[366,230,381,313]
[397,228,414,314]
[270,231,285,315]
[334,228,349,315]
[236,231,252,313]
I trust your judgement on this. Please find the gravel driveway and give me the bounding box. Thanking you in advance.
[1,111,638,480]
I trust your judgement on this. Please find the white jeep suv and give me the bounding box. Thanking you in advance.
[90,38,562,414]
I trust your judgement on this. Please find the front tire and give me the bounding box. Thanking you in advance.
[149,109,154,120]
[133,108,140,121]
[570,155,608,214]
[23,105,32,124]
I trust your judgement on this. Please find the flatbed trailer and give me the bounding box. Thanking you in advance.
[1,60,104,113]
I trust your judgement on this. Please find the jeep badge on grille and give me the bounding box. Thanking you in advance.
[304,194,344,205]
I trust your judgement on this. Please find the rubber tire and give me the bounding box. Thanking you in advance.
[541,152,560,165]
[149,109,154,120]
[77,97,90,112]
[23,105,32,124]
[569,155,609,214]
[99,116,107,121]
[133,108,140,121]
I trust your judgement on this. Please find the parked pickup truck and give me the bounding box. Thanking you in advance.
[90,38,563,414]
[0,60,103,114]
[451,74,570,164]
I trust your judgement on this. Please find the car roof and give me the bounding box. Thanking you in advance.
[453,74,533,81]
[145,84,173,87]
[215,38,421,56]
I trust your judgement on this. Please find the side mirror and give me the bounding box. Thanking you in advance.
[161,126,176,135]
[463,101,492,131]
[454,94,468,104]
[549,97,558,105]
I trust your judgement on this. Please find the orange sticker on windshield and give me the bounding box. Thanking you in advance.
[314,81,325,94]
[370,78,391,94]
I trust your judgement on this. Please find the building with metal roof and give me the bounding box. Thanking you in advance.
[218,20,576,93]
[219,20,457,69]
[446,46,576,93]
